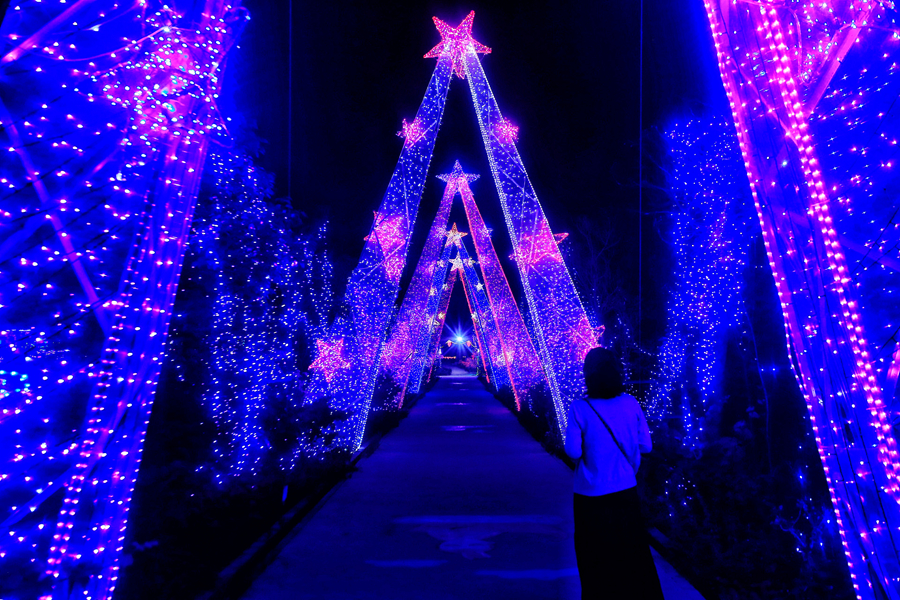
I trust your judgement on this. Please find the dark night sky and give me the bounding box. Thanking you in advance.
[222,0,726,341]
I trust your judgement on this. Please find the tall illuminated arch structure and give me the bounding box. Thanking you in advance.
[377,162,539,414]
[703,1,900,597]
[455,235,510,392]
[310,12,595,450]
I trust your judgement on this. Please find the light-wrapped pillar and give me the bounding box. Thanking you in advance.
[455,236,511,391]
[0,1,247,597]
[463,47,595,433]
[703,1,900,597]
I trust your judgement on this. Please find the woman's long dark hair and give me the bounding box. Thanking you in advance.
[583,347,624,399]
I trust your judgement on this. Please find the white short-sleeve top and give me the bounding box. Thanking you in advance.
[564,394,652,496]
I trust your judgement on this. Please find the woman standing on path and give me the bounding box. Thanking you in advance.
[564,347,664,599]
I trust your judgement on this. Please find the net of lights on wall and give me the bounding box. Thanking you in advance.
[304,12,598,452]
[648,118,756,445]
[182,149,335,479]
[702,1,900,597]
[0,0,248,597]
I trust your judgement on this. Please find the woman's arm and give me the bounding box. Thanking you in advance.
[564,403,583,460]
[637,403,652,454]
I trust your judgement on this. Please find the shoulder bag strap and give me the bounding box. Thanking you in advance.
[586,400,632,468]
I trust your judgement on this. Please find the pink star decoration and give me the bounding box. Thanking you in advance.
[309,338,350,383]
[510,226,568,263]
[397,118,426,147]
[365,212,407,283]
[424,11,491,79]
[573,316,601,362]
[495,118,519,144]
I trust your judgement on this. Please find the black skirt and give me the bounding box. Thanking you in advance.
[574,487,664,599]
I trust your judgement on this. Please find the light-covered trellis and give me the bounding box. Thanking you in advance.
[702,1,900,596]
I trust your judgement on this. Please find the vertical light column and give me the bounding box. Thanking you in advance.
[463,48,595,434]
[703,1,900,597]
[456,169,548,413]
[46,5,246,597]
[455,237,511,391]
[0,1,245,597]
[306,54,454,451]
[406,232,455,393]
[376,170,456,409]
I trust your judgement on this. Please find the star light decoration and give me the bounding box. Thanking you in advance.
[438,160,481,192]
[510,230,568,262]
[309,338,351,384]
[495,118,519,144]
[364,212,407,283]
[397,117,426,147]
[574,317,602,361]
[446,222,468,247]
[424,10,491,79]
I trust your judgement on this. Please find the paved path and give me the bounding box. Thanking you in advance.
[242,376,704,600]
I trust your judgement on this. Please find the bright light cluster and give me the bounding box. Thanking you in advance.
[0,0,247,597]
[649,118,755,444]
[186,150,335,480]
[702,0,900,596]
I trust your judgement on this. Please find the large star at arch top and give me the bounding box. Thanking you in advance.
[309,338,350,383]
[424,11,491,79]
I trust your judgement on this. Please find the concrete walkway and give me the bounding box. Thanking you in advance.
[242,376,704,600]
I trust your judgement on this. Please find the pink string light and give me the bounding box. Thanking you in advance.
[702,1,900,596]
